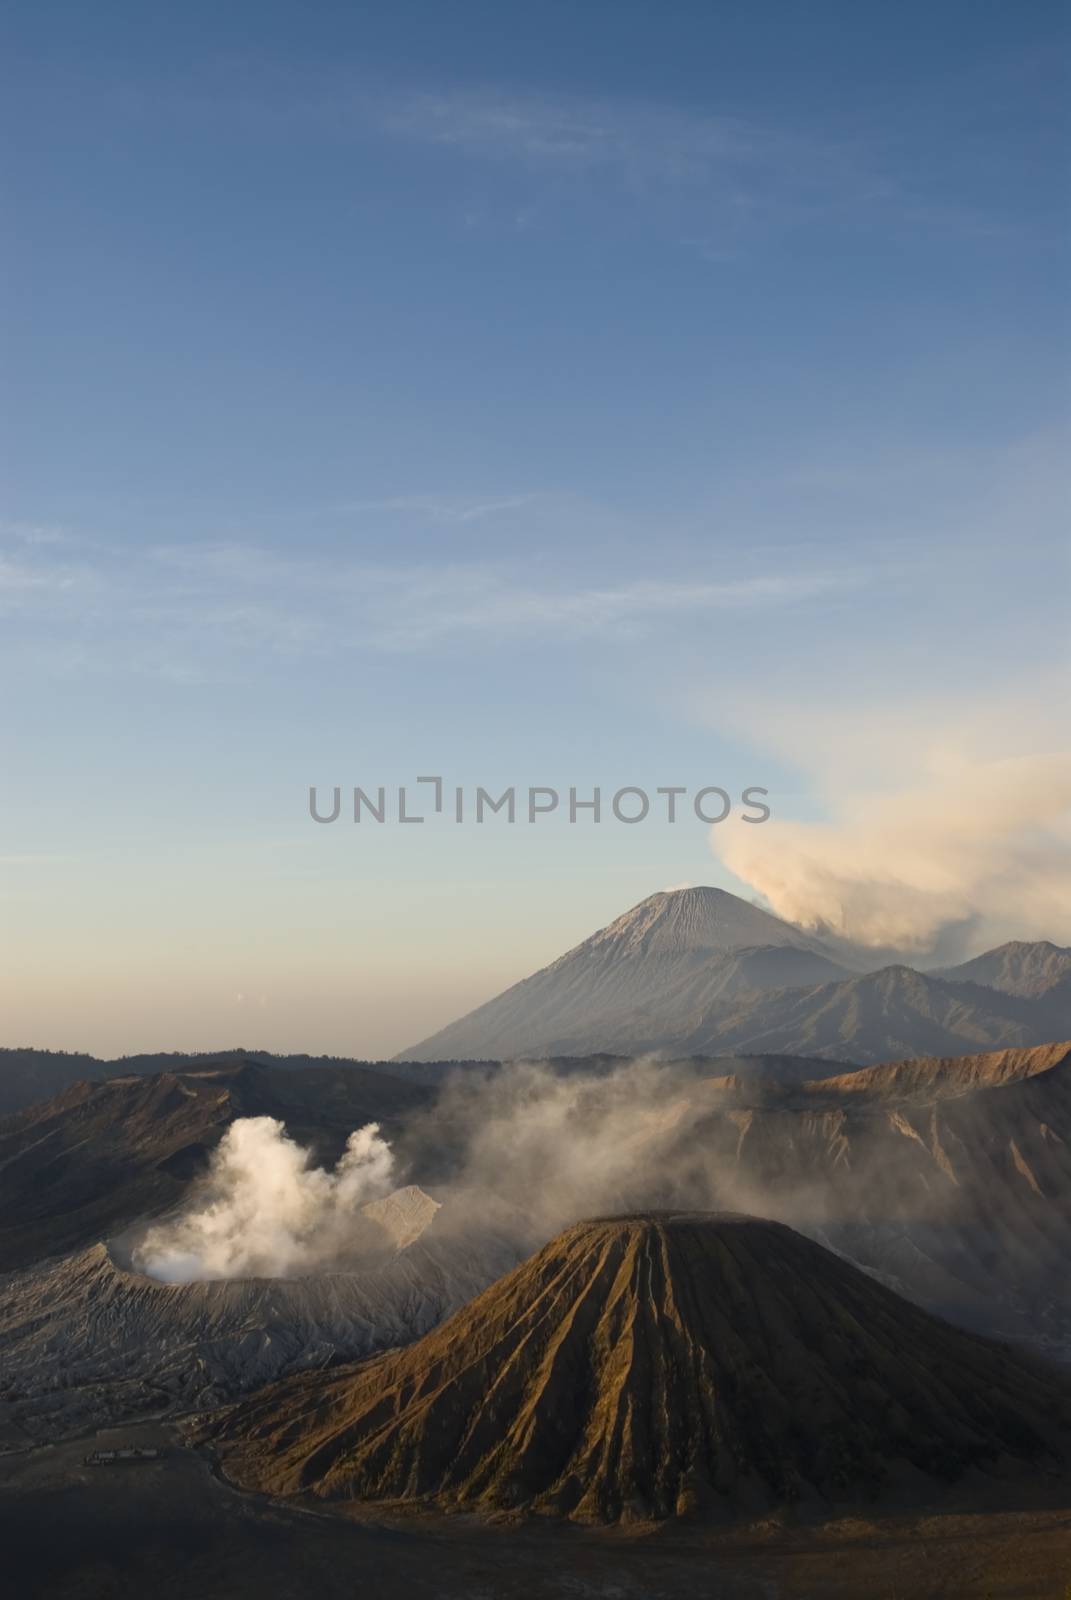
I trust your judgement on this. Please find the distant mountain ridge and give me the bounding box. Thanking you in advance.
[5,892,1070,1103]
[668,962,1068,1063]
[0,1045,495,1118]
[936,940,1071,998]
[400,887,1071,1064]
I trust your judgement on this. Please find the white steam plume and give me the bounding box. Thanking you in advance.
[397,1058,722,1241]
[134,1057,941,1287]
[697,668,1071,958]
[714,752,1071,952]
[394,1055,971,1256]
[134,1116,394,1282]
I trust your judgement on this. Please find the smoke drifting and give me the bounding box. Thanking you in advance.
[131,1051,975,1285]
[133,1062,749,1283]
[714,752,1071,953]
[394,1057,750,1239]
[134,1116,394,1281]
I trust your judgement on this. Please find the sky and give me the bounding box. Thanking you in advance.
[1,1,1069,1058]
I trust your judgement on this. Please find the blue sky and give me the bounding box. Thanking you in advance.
[2,2,1069,1055]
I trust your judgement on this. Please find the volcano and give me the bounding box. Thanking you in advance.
[0,1185,531,1445]
[398,887,1071,1063]
[203,1213,1069,1523]
[398,887,853,1061]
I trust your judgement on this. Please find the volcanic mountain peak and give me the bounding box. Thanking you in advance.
[398,887,853,1062]
[576,885,827,962]
[204,1211,1070,1524]
[0,1184,527,1445]
[400,884,1071,1064]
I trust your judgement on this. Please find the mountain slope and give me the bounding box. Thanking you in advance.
[400,887,1071,1063]
[0,1046,483,1118]
[682,1042,1071,1352]
[936,941,1071,999]
[399,887,853,1060]
[203,1213,1070,1523]
[0,1186,527,1445]
[673,965,1070,1064]
[805,1038,1071,1100]
[0,1048,107,1116]
[0,1062,431,1272]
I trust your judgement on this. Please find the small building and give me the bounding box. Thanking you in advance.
[84,1447,161,1466]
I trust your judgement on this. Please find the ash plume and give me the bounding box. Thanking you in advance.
[132,1049,1040,1286]
[133,1064,746,1284]
[133,1116,394,1282]
[394,1057,753,1238]
[715,751,1071,955]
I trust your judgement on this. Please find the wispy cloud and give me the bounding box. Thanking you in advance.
[0,554,97,607]
[367,86,868,239]
[375,88,773,176]
[144,547,860,653]
[355,567,854,649]
[360,84,997,247]
[149,72,1005,250]
[0,529,859,676]
[332,493,533,525]
[3,521,76,548]
[106,49,1059,263]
